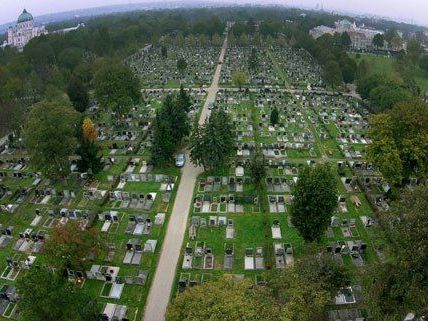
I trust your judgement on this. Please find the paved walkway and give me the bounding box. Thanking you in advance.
[143,35,228,321]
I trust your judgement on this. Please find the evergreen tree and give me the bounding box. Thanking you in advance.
[340,32,352,49]
[372,33,385,48]
[248,149,266,192]
[67,77,89,113]
[161,45,167,58]
[270,107,279,125]
[150,94,190,166]
[177,85,192,113]
[190,109,234,170]
[177,58,187,74]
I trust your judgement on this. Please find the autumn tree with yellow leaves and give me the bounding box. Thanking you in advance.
[76,117,103,175]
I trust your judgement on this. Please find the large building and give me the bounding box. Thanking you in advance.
[7,9,47,49]
[310,19,387,51]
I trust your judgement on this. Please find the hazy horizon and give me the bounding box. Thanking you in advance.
[1,0,428,27]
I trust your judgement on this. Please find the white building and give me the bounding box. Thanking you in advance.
[7,9,47,49]
[310,19,387,51]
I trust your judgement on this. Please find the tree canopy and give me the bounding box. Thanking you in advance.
[17,267,99,321]
[372,33,385,48]
[367,99,428,185]
[23,91,80,179]
[290,163,338,242]
[190,108,234,170]
[167,276,281,321]
[368,185,428,319]
[151,94,190,166]
[67,77,89,113]
[43,220,106,271]
[93,62,140,115]
[232,71,248,91]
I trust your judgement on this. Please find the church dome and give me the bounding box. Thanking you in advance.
[17,9,33,23]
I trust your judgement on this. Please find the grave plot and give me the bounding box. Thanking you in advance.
[220,47,281,87]
[253,89,319,160]
[0,113,182,321]
[270,46,324,89]
[176,167,305,292]
[128,46,218,88]
[304,93,371,159]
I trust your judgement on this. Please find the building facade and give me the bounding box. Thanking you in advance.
[7,9,47,49]
[309,19,387,51]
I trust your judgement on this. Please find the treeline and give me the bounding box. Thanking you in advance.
[356,38,425,113]
[0,9,227,136]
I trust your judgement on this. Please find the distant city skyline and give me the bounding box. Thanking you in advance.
[0,0,428,27]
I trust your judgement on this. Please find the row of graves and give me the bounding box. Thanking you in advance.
[0,151,37,318]
[0,128,180,320]
[215,88,320,161]
[88,88,205,162]
[303,92,371,159]
[176,160,301,293]
[270,46,324,90]
[127,45,218,88]
[220,47,283,87]
[253,89,319,159]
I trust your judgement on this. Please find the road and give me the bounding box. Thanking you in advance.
[142,34,228,321]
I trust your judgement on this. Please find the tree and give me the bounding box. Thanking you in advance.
[151,94,190,166]
[340,32,352,49]
[356,59,369,82]
[232,71,248,91]
[161,45,167,58]
[406,38,423,65]
[341,63,355,84]
[167,277,281,321]
[367,100,428,185]
[43,221,106,271]
[93,62,140,116]
[177,84,192,113]
[190,109,234,170]
[372,33,385,49]
[23,92,79,179]
[419,55,428,73]
[248,47,258,71]
[290,163,337,242]
[177,58,187,74]
[269,253,351,321]
[67,77,89,113]
[58,47,84,71]
[17,267,99,321]
[270,107,279,125]
[368,83,412,113]
[82,117,97,142]
[368,185,428,319]
[77,117,103,175]
[248,149,266,192]
[385,29,403,51]
[323,60,342,91]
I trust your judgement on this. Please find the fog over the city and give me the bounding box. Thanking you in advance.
[0,0,427,26]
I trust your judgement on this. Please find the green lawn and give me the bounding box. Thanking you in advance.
[352,53,428,93]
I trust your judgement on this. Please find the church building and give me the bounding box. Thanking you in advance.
[7,9,47,49]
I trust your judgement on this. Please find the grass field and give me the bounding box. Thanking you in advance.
[352,53,428,93]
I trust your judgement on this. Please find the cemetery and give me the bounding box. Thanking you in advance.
[0,72,187,320]
[0,12,423,321]
[173,36,393,321]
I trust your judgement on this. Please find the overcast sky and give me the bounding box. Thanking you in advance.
[1,0,428,26]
